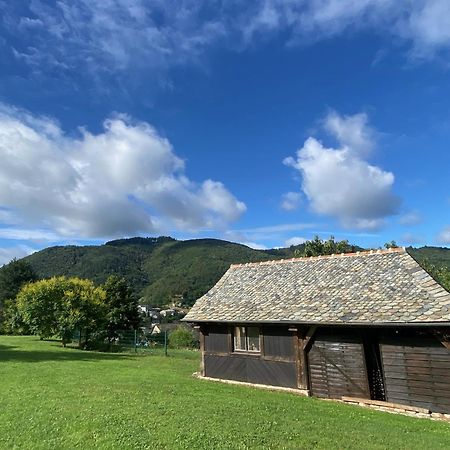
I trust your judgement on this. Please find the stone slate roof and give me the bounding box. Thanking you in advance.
[183,248,450,325]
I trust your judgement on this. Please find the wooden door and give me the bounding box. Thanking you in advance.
[308,333,370,399]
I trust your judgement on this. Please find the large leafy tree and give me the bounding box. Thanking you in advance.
[103,275,141,342]
[55,278,106,346]
[15,277,106,346]
[294,236,355,258]
[0,259,38,331]
[0,258,37,303]
[417,259,450,293]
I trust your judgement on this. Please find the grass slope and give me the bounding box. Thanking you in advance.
[1,336,450,450]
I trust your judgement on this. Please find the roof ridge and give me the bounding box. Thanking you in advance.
[230,247,406,269]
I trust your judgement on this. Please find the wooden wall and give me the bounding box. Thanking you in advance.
[200,323,450,413]
[380,336,450,413]
[204,324,229,354]
[202,324,297,388]
[308,332,371,399]
[204,354,297,388]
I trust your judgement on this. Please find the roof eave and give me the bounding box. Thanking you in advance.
[181,318,450,327]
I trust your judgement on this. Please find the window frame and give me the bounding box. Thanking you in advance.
[233,325,261,353]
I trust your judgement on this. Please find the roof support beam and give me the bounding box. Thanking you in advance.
[297,326,317,390]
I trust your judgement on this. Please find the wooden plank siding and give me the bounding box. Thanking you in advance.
[263,326,296,361]
[308,333,370,399]
[204,354,298,388]
[204,325,230,354]
[202,324,298,388]
[381,337,450,413]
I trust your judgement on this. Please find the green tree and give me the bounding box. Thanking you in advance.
[55,278,106,347]
[384,240,399,249]
[294,236,355,258]
[15,277,106,346]
[0,258,37,332]
[168,326,196,349]
[103,276,141,343]
[418,259,450,292]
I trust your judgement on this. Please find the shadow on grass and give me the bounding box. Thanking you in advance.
[0,343,134,363]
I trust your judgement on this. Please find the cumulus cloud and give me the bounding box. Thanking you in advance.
[0,104,245,238]
[285,236,306,247]
[284,111,400,230]
[2,1,450,84]
[239,241,268,250]
[401,232,424,245]
[437,226,450,245]
[399,211,422,226]
[0,245,36,266]
[280,192,302,211]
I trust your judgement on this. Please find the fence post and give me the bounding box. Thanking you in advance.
[134,329,137,353]
[164,330,168,356]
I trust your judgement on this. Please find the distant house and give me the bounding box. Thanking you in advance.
[183,248,450,414]
[150,323,179,335]
[138,305,161,322]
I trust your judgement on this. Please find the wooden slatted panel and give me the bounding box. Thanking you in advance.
[308,335,370,399]
[381,338,450,413]
[204,355,297,388]
[204,325,229,354]
[263,326,295,360]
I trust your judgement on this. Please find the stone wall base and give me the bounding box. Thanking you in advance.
[339,397,450,423]
[193,373,450,423]
[193,372,310,397]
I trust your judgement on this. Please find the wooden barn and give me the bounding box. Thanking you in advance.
[183,248,450,414]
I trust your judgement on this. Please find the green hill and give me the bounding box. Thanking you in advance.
[12,239,450,307]
[22,237,303,306]
[407,246,450,268]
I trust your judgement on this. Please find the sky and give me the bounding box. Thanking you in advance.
[0,0,450,264]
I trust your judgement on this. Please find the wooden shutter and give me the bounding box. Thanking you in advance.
[308,333,370,399]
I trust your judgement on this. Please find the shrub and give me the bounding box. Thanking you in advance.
[168,326,196,349]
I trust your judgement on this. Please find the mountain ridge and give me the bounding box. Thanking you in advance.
[12,237,450,307]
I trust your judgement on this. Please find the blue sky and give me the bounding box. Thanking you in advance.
[0,0,450,264]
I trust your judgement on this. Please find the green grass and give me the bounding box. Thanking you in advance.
[1,336,449,449]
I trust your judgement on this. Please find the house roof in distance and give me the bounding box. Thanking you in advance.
[183,248,450,325]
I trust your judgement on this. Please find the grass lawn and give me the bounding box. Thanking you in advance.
[1,336,450,449]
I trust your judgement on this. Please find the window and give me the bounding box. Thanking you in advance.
[233,326,260,352]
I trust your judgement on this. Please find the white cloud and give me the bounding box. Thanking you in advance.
[238,223,317,234]
[0,104,245,239]
[280,192,302,211]
[224,222,317,249]
[3,0,450,84]
[401,232,424,245]
[323,111,376,157]
[0,245,36,266]
[285,236,306,247]
[437,226,450,245]
[0,228,61,241]
[284,111,400,230]
[399,211,422,226]
[239,241,268,250]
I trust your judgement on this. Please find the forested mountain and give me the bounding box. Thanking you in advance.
[408,246,450,268]
[9,238,450,307]
[22,237,304,306]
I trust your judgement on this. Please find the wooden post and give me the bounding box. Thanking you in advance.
[297,326,317,390]
[227,325,233,354]
[198,325,205,377]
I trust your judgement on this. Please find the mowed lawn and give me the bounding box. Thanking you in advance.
[1,337,450,450]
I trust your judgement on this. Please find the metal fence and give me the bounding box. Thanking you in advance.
[72,327,198,355]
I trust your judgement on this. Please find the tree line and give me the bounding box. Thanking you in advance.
[294,236,450,292]
[0,259,140,348]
